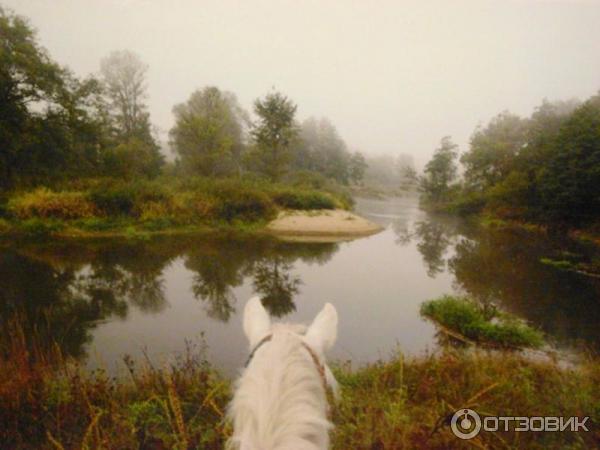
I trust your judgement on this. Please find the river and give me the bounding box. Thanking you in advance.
[1,196,598,375]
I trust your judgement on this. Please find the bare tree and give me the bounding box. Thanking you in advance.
[100,50,149,138]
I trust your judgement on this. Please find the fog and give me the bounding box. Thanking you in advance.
[4,0,600,168]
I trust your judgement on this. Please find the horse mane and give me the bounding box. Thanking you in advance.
[227,324,332,450]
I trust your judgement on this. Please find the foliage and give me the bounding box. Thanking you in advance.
[170,86,248,177]
[421,94,600,230]
[536,95,600,225]
[246,91,298,181]
[208,181,276,222]
[103,137,164,179]
[0,177,350,236]
[0,8,107,188]
[8,188,97,219]
[291,117,354,184]
[270,189,337,210]
[419,136,459,203]
[420,295,545,349]
[461,111,528,189]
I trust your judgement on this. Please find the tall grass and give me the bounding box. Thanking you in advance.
[1,315,598,449]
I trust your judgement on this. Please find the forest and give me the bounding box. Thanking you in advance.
[0,8,386,236]
[419,95,600,233]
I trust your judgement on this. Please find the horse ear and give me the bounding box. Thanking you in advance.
[243,297,271,348]
[305,303,338,353]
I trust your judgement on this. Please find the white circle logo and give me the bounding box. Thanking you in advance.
[451,408,482,440]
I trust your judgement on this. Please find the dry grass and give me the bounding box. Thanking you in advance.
[1,316,598,449]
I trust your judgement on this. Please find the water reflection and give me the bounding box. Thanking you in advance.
[253,257,301,318]
[395,220,457,277]
[0,236,338,360]
[397,217,600,349]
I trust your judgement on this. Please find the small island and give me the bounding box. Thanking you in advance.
[267,209,382,240]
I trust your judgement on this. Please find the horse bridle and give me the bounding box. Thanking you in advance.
[244,333,331,403]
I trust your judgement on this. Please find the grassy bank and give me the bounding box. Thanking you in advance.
[421,194,600,248]
[421,296,545,349]
[1,320,598,449]
[0,177,352,238]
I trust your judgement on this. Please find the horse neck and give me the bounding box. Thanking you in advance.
[229,331,331,450]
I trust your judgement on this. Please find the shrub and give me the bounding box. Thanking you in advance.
[76,217,120,231]
[271,189,337,210]
[88,186,136,216]
[211,185,275,222]
[420,295,544,348]
[8,188,97,220]
[19,218,64,236]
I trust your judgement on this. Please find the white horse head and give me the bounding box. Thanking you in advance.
[227,297,339,450]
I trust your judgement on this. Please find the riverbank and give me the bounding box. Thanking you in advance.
[1,328,597,449]
[0,177,386,240]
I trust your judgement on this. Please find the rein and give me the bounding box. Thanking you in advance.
[244,333,334,414]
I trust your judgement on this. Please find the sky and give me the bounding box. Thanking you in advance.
[4,0,600,168]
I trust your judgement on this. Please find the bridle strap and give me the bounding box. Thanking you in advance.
[244,334,273,368]
[300,342,328,395]
[244,334,332,408]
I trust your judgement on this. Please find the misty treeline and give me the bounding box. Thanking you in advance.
[0,8,367,191]
[419,94,600,228]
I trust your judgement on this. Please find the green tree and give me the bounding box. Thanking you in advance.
[170,86,248,176]
[420,136,459,202]
[0,8,106,188]
[461,111,528,189]
[247,91,297,181]
[537,94,600,225]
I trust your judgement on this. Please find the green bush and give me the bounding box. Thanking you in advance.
[88,186,136,216]
[271,189,337,210]
[420,295,544,348]
[211,184,275,222]
[19,218,64,237]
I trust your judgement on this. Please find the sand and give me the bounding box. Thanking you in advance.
[266,209,383,241]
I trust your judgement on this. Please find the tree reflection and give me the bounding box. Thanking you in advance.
[0,235,340,363]
[185,244,245,321]
[448,228,600,348]
[394,219,455,277]
[0,251,128,359]
[252,257,301,317]
[185,237,336,322]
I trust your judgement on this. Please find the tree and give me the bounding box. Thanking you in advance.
[100,50,163,177]
[461,112,528,189]
[537,94,600,225]
[247,91,297,181]
[293,117,352,183]
[420,136,459,202]
[100,50,148,138]
[0,8,106,188]
[348,151,367,184]
[170,86,248,176]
